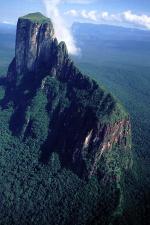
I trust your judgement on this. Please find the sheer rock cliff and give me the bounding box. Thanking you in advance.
[4,12,132,178]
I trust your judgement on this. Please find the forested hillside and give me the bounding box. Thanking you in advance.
[0,13,133,225]
[0,20,149,225]
[72,22,150,224]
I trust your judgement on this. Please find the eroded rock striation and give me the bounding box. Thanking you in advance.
[5,12,132,178]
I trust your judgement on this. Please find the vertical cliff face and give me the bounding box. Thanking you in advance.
[5,12,132,178]
[7,13,56,81]
[16,17,54,74]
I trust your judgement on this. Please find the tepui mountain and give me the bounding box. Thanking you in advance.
[2,12,132,178]
[0,12,135,225]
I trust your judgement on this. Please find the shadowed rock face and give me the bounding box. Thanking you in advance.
[5,12,132,178]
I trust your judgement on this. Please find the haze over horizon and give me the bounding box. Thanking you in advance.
[1,0,150,29]
[1,0,150,55]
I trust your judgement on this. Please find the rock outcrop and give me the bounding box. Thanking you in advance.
[5,12,132,178]
[7,13,55,81]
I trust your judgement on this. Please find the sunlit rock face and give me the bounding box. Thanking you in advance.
[7,13,55,81]
[15,19,54,74]
[5,12,132,178]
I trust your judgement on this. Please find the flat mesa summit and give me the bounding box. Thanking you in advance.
[4,12,132,178]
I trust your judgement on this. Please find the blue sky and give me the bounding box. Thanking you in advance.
[1,0,150,54]
[1,0,150,30]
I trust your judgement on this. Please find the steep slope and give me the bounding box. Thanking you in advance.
[0,13,132,225]
[3,13,131,178]
[72,22,150,225]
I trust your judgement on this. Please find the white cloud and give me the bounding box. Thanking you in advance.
[42,0,80,55]
[123,10,150,29]
[1,21,16,25]
[65,9,150,30]
[66,9,79,17]
[68,9,97,21]
[87,11,97,21]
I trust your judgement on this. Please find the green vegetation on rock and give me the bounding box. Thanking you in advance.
[21,12,51,24]
[0,14,133,225]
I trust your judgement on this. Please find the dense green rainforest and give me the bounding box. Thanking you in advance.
[0,17,149,225]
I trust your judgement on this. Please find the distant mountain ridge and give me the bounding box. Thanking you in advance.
[0,23,16,34]
[72,22,150,41]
